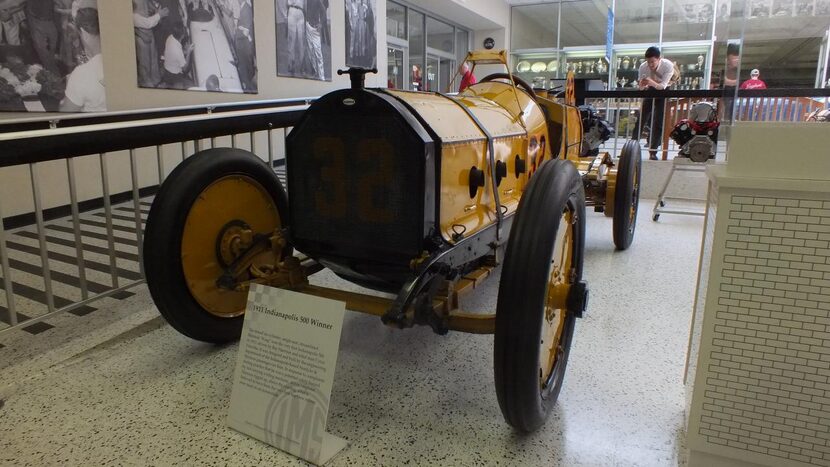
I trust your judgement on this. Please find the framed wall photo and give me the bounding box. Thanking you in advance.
[771,0,794,15]
[750,0,772,17]
[276,0,332,81]
[344,0,376,69]
[132,0,258,94]
[0,0,106,112]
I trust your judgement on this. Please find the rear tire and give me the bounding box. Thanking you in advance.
[613,140,642,250]
[144,148,289,343]
[495,159,586,432]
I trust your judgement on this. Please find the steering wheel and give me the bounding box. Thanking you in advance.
[479,73,536,97]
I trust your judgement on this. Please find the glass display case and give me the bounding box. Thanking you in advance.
[612,43,710,90]
[662,43,711,89]
[512,48,611,91]
[512,52,561,90]
[611,46,650,90]
[560,48,611,89]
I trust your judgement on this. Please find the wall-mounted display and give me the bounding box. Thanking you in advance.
[276,0,331,81]
[133,0,257,94]
[663,0,714,24]
[0,0,105,112]
[345,0,376,69]
[513,48,610,91]
[613,45,708,90]
[748,0,830,16]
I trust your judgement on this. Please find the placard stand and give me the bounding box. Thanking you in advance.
[227,285,347,465]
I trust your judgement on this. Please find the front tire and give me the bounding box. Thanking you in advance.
[495,159,586,432]
[144,148,289,343]
[613,140,642,250]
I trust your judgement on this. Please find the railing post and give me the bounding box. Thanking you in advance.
[30,162,55,313]
[0,196,17,326]
[267,123,274,167]
[66,157,89,300]
[156,145,165,184]
[129,149,145,277]
[99,153,119,288]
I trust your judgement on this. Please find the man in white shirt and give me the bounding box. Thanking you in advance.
[162,23,193,89]
[61,4,105,112]
[637,46,673,159]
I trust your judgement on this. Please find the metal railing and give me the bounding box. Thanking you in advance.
[582,88,830,160]
[0,98,309,335]
[2,87,829,335]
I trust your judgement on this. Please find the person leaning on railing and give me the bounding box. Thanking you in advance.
[638,46,673,160]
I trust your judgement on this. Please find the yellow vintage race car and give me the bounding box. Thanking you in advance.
[143,50,640,432]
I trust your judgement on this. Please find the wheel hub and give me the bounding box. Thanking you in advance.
[217,220,254,268]
[181,175,282,318]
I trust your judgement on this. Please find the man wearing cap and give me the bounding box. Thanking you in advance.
[740,69,767,90]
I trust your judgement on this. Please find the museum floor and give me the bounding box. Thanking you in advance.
[0,202,704,466]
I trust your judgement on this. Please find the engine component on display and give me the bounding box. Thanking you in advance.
[807,109,830,122]
[670,101,719,163]
[685,135,716,163]
[578,105,613,157]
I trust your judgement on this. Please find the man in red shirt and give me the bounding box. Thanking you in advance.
[458,61,476,92]
[740,69,767,90]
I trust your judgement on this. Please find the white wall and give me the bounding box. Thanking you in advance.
[409,0,508,31]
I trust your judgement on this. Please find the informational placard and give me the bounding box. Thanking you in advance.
[227,285,347,465]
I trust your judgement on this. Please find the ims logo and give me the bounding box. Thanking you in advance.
[264,383,329,461]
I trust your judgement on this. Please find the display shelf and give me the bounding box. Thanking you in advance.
[512,48,612,91]
[512,52,561,91]
[611,43,710,90]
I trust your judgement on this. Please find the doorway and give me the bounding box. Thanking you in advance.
[387,47,405,89]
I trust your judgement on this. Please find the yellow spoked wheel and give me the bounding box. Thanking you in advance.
[613,140,642,250]
[144,148,289,343]
[495,159,586,433]
[181,175,281,318]
[540,211,573,390]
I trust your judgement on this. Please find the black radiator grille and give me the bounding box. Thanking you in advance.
[288,114,426,262]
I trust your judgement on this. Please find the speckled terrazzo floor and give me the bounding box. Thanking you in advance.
[0,202,704,466]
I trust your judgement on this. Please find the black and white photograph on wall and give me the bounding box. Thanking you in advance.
[749,0,771,17]
[771,0,793,16]
[132,0,257,94]
[344,0,375,69]
[0,0,104,112]
[717,0,731,21]
[665,0,714,23]
[275,0,331,81]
